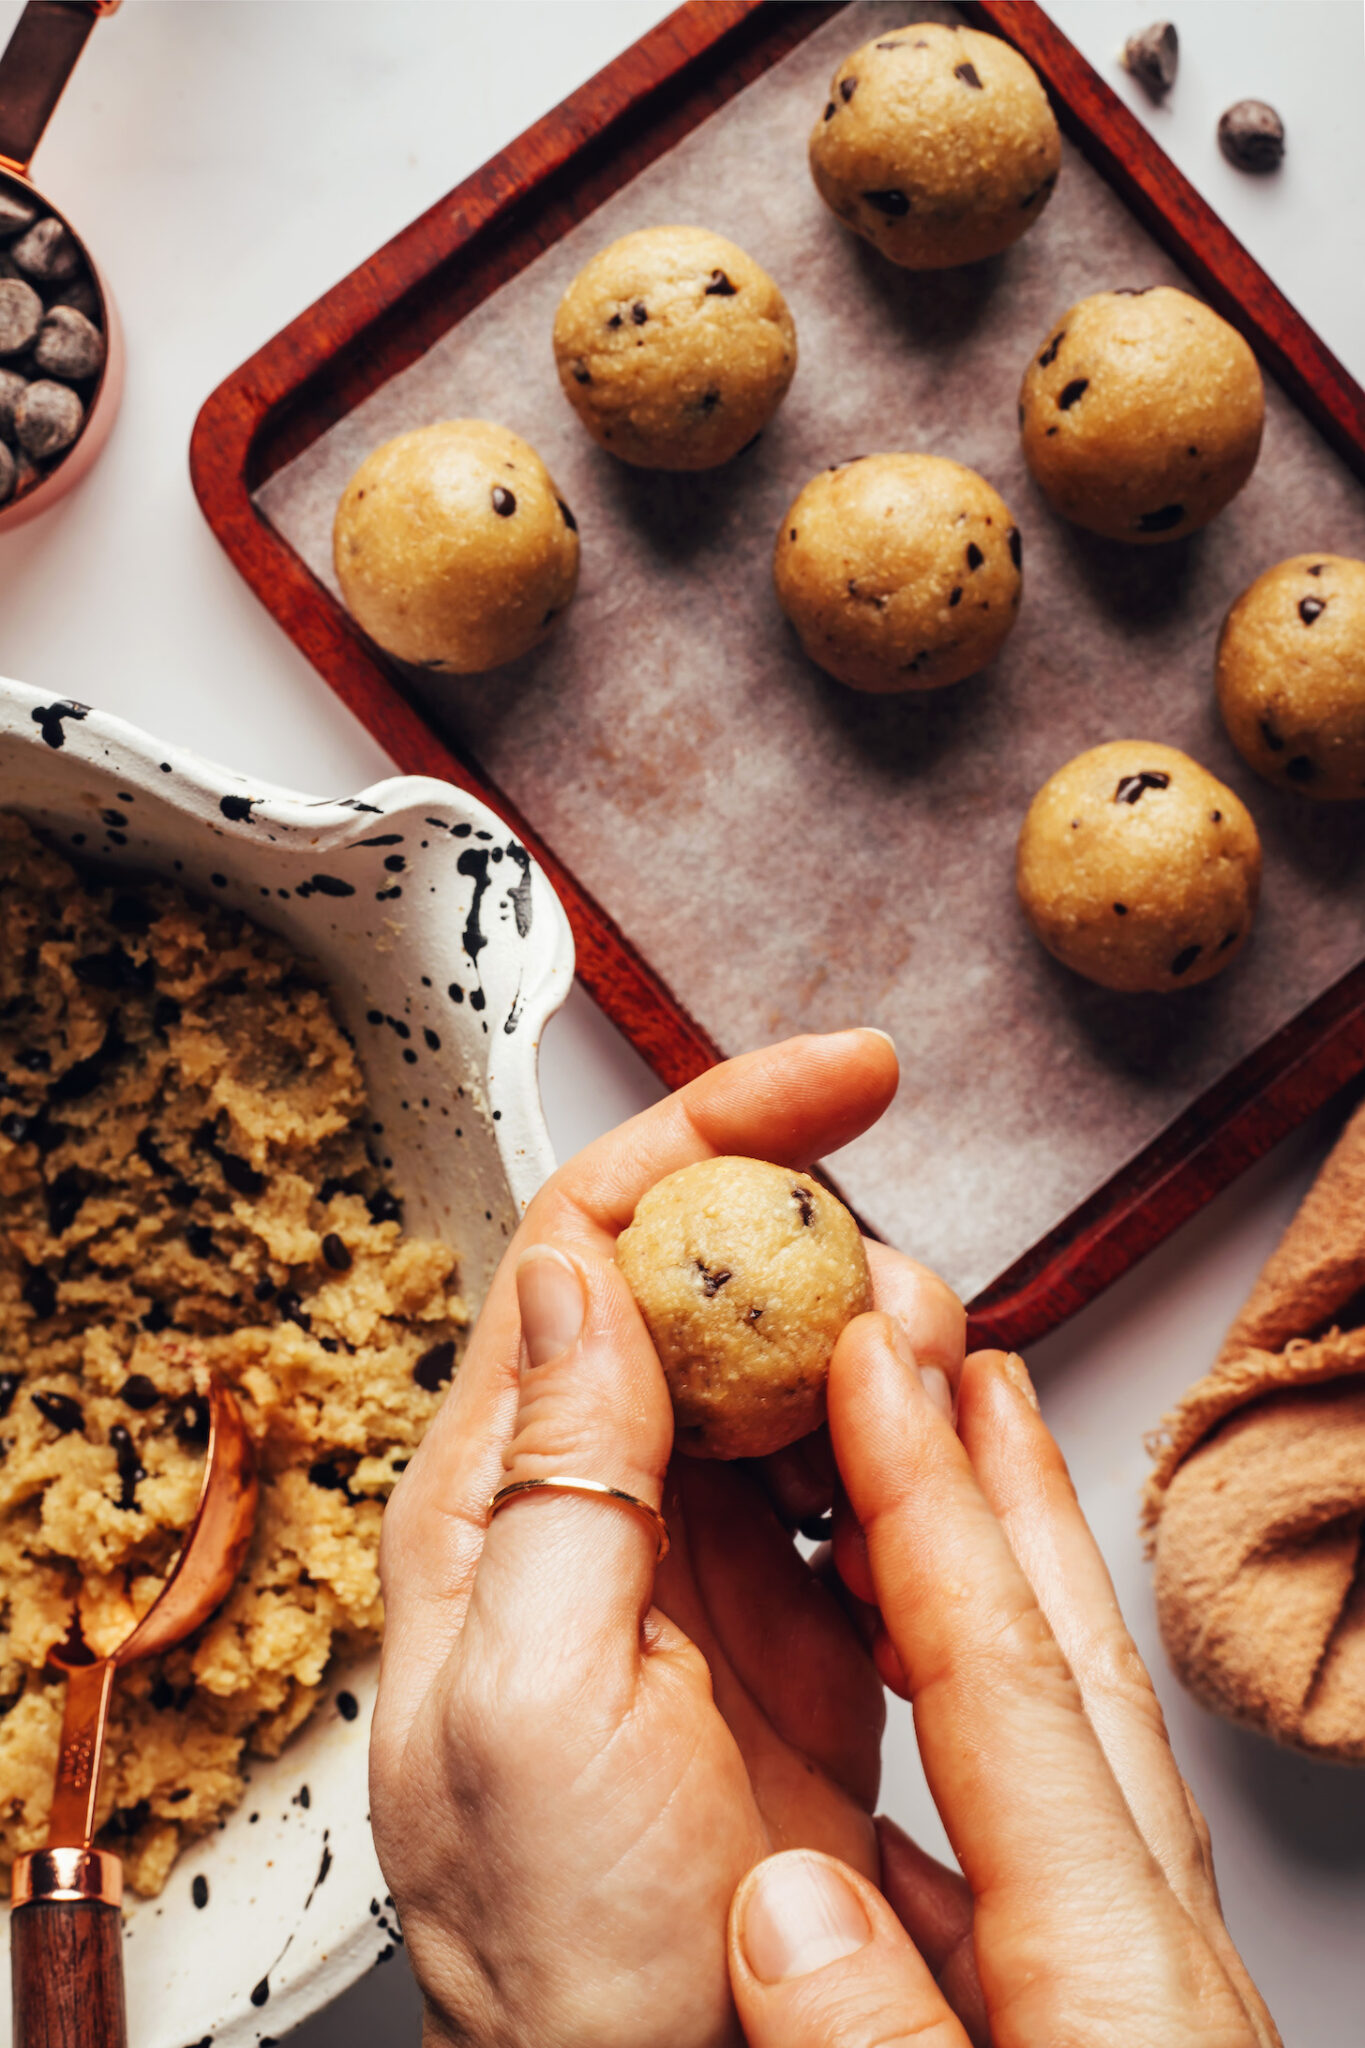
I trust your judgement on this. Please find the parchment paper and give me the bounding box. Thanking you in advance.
[258,2,1365,1302]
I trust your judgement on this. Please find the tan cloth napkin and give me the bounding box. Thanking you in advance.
[1144,1096,1365,1760]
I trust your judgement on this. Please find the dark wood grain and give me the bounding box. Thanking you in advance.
[11,1901,127,2048]
[190,0,1365,1347]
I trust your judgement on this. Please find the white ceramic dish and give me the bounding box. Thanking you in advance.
[0,676,574,2044]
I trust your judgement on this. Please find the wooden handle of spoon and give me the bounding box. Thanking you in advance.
[11,1897,127,2048]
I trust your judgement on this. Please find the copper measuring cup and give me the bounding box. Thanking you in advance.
[0,0,124,530]
[9,1378,258,2048]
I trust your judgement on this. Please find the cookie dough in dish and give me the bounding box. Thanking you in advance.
[1016,741,1262,992]
[0,817,467,1896]
[808,22,1061,270]
[552,226,797,470]
[333,418,580,674]
[1019,287,1264,543]
[774,454,1022,692]
[1216,553,1365,801]
[616,1156,871,1461]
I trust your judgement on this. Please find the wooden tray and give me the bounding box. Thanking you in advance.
[190,0,1365,1349]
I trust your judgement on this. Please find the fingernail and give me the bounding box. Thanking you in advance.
[515,1246,584,1369]
[1001,1351,1041,1413]
[884,1319,953,1421]
[740,1852,871,1984]
[860,1026,897,1054]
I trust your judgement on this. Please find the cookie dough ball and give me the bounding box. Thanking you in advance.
[552,226,796,470]
[1020,288,1264,543]
[774,454,1022,692]
[809,23,1061,270]
[1016,741,1261,992]
[333,419,580,674]
[616,1156,872,1460]
[1217,554,1365,802]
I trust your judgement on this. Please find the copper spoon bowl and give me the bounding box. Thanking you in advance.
[9,1376,259,2048]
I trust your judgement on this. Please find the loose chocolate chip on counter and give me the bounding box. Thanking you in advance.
[119,1373,160,1411]
[0,364,27,435]
[321,1232,352,1272]
[1057,378,1089,410]
[34,305,105,381]
[1115,769,1171,804]
[556,496,578,532]
[491,486,516,517]
[1219,100,1284,172]
[791,1186,816,1227]
[696,1260,732,1297]
[192,1875,209,1909]
[0,1371,19,1417]
[336,1691,359,1722]
[413,1339,455,1391]
[966,542,984,571]
[0,277,42,355]
[22,1267,57,1318]
[1121,21,1178,100]
[1008,526,1022,570]
[1170,945,1203,978]
[954,61,983,88]
[0,190,36,239]
[174,1393,210,1447]
[109,1423,145,1510]
[1299,596,1326,625]
[840,76,857,101]
[631,301,648,325]
[14,379,84,460]
[32,1390,83,1435]
[1285,754,1318,783]
[11,216,80,281]
[1135,503,1184,533]
[862,188,910,216]
[704,269,737,297]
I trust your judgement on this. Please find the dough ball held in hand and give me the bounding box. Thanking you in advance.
[809,22,1060,270]
[775,454,1022,692]
[1019,287,1264,543]
[1217,553,1365,802]
[552,225,796,470]
[333,419,580,674]
[1016,740,1261,993]
[616,1157,872,1460]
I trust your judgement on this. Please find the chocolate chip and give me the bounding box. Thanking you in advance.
[949,586,963,607]
[1211,810,1222,823]
[218,1150,265,1197]
[556,498,577,531]
[1038,330,1066,368]
[0,1372,19,1418]
[954,61,983,88]
[46,1167,89,1234]
[1057,378,1089,410]
[186,1224,215,1259]
[337,1690,359,1721]
[0,277,41,355]
[119,1374,159,1411]
[631,301,648,325]
[1218,930,1240,951]
[862,189,910,217]
[22,1267,56,1318]
[491,486,516,517]
[1008,526,1022,570]
[704,269,737,296]
[15,1047,49,1071]
[1299,596,1326,625]
[11,216,79,282]
[696,386,721,415]
[174,1394,210,1447]
[1286,754,1317,783]
[1170,945,1202,977]
[322,1232,352,1272]
[823,101,836,121]
[1307,563,1326,576]
[367,1188,403,1226]
[33,305,105,381]
[1121,21,1178,100]
[414,1339,455,1391]
[192,1875,209,1908]
[32,1390,83,1435]
[276,1289,309,1329]
[0,191,36,239]
[606,311,623,328]
[570,360,590,385]
[840,77,857,101]
[309,1459,348,1492]
[1219,99,1284,173]
[1115,770,1171,803]
[109,1424,145,1509]
[253,1275,276,1301]
[1,1111,31,1142]
[791,1185,816,1227]
[696,1260,732,1297]
[1114,903,1128,915]
[966,542,984,571]
[1135,503,1184,533]
[1259,716,1285,753]
[14,379,83,460]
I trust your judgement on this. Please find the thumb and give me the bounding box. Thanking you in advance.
[466,1243,674,1664]
[729,1850,970,2048]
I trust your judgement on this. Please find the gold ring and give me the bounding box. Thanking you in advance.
[488,1476,670,1561]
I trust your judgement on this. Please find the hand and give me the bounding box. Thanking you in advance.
[370,1030,964,2048]
[725,1328,1281,2048]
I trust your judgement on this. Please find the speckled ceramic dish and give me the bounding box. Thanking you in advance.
[0,676,574,2044]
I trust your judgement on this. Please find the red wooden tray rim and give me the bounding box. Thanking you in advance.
[190,0,1365,1350]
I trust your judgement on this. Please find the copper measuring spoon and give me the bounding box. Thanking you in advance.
[9,1377,258,2048]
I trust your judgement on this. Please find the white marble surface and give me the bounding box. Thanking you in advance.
[0,4,1360,2042]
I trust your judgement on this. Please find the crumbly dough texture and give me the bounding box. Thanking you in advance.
[1015,741,1262,993]
[0,818,467,1895]
[1019,288,1264,544]
[1216,553,1365,803]
[615,1156,871,1461]
[808,23,1061,270]
[552,226,796,470]
[333,418,580,673]
[774,454,1022,692]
